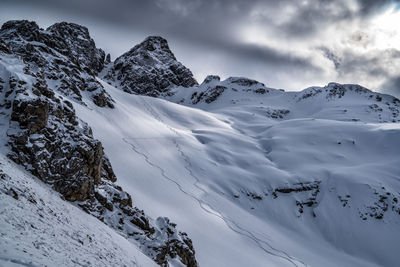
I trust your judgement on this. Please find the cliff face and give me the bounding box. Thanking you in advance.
[0,20,197,267]
[0,20,113,108]
[104,36,198,97]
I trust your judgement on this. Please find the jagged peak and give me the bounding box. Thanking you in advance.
[202,75,221,84]
[0,20,41,41]
[143,35,169,45]
[122,35,176,60]
[325,82,368,91]
[0,19,112,107]
[47,21,105,73]
[106,35,197,96]
[226,76,265,87]
[141,36,170,50]
[47,21,91,40]
[0,19,39,31]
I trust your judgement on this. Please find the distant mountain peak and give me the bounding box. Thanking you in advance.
[104,35,198,96]
[138,35,174,55]
[202,75,221,84]
[48,21,91,35]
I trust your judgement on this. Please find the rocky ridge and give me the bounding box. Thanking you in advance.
[189,76,270,104]
[0,20,113,108]
[104,36,198,97]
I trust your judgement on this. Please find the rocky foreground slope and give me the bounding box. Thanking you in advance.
[0,20,196,267]
[0,154,158,267]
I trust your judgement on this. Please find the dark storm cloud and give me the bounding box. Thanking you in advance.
[0,0,322,72]
[339,49,400,76]
[249,0,357,38]
[381,76,400,98]
[5,0,394,43]
[319,47,341,69]
[317,47,400,94]
[213,40,320,71]
[0,0,395,46]
[358,0,400,14]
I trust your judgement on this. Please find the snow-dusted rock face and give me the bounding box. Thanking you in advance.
[80,180,197,267]
[189,76,270,104]
[294,82,400,122]
[169,75,400,123]
[104,36,198,96]
[0,20,197,267]
[0,156,158,267]
[0,20,113,108]
[47,22,106,74]
[6,74,106,201]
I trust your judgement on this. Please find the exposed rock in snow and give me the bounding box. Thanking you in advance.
[47,22,106,74]
[0,20,113,108]
[79,179,197,267]
[171,75,275,105]
[104,36,197,97]
[0,155,158,267]
[5,68,107,201]
[168,75,400,123]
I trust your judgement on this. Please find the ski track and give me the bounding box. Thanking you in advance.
[122,97,307,267]
[0,256,40,267]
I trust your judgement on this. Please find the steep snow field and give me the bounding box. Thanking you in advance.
[73,79,400,267]
[0,154,157,267]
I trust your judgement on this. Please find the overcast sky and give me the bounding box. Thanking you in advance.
[1,0,399,96]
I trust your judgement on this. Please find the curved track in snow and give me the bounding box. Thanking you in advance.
[122,97,307,267]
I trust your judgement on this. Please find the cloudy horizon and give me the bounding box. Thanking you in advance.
[1,0,399,96]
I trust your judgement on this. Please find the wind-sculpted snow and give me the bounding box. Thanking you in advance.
[76,79,400,267]
[103,36,197,96]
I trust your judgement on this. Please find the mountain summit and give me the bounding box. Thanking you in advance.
[104,36,198,96]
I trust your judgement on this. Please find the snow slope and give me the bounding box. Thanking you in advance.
[74,79,400,267]
[0,153,157,267]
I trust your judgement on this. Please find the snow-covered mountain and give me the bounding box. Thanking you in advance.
[0,20,196,267]
[103,36,198,97]
[1,20,400,267]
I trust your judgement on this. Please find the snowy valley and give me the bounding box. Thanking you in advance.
[0,20,400,267]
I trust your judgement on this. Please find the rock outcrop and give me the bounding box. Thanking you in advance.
[190,76,268,104]
[47,22,106,74]
[104,36,198,96]
[0,20,113,108]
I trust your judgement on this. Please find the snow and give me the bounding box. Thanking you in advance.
[1,48,399,266]
[71,79,400,267]
[0,154,157,267]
